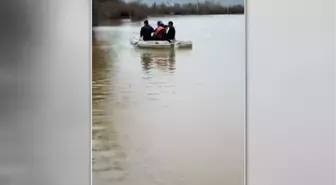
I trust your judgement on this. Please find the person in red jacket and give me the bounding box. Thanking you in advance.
[153,21,166,40]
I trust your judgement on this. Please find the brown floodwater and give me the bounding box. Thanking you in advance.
[92,15,245,185]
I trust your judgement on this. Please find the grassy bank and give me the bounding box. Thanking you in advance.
[93,0,244,26]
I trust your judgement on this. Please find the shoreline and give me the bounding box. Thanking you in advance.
[94,14,244,27]
[93,1,244,26]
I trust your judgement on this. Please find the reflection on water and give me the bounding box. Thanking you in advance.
[139,49,176,72]
[93,15,245,185]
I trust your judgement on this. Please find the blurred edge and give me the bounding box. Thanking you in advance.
[0,0,90,185]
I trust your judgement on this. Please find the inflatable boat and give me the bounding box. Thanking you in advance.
[130,36,192,49]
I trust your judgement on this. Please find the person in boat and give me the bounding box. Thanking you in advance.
[140,20,154,41]
[165,21,176,42]
[152,21,166,40]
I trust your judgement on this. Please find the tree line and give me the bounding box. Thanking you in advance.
[93,0,244,26]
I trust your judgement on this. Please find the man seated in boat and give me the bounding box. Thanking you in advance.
[152,21,166,41]
[140,20,154,41]
[164,21,176,42]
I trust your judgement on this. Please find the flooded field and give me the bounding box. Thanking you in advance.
[93,15,245,185]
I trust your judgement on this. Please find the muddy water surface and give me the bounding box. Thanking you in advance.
[92,15,245,185]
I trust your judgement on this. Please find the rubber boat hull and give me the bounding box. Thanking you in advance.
[130,37,192,49]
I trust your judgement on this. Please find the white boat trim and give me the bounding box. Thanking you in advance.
[130,36,193,49]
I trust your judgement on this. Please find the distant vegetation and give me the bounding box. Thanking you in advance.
[93,0,244,26]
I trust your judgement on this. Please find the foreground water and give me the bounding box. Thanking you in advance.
[92,15,245,185]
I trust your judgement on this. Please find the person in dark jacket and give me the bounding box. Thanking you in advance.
[140,20,154,41]
[165,21,176,42]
